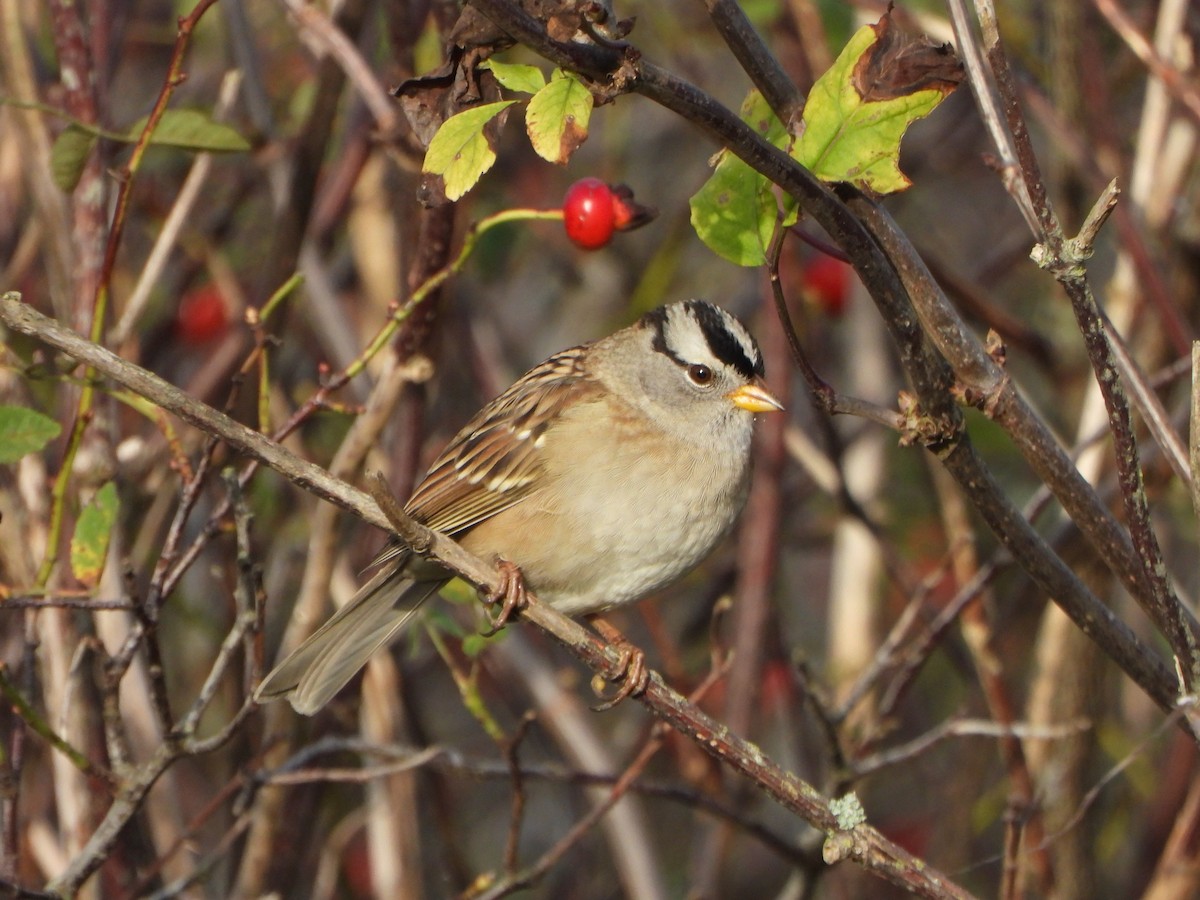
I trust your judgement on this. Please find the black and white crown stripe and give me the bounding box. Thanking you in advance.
[643,300,764,381]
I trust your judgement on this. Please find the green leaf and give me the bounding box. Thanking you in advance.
[422,100,516,200]
[482,59,546,95]
[126,108,252,152]
[690,90,793,267]
[0,405,61,463]
[461,630,506,658]
[50,125,97,192]
[791,18,957,193]
[525,69,593,165]
[1,98,251,162]
[71,482,118,588]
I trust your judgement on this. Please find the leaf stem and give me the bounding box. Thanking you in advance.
[345,208,564,381]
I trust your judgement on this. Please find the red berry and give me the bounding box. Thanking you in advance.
[176,284,229,343]
[801,255,851,318]
[562,177,617,250]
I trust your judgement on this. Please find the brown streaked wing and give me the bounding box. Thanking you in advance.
[403,346,597,535]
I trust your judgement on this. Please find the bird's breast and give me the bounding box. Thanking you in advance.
[459,399,750,616]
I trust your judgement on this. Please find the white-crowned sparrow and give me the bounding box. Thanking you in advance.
[256,300,782,714]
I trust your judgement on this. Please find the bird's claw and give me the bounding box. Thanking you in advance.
[480,558,527,636]
[591,641,650,711]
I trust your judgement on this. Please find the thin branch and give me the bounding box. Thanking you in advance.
[260,738,820,868]
[0,667,115,788]
[473,725,671,900]
[46,744,174,893]
[701,0,804,123]
[109,69,244,346]
[1192,344,1200,534]
[944,0,1039,233]
[852,717,1093,779]
[278,0,399,129]
[0,597,136,611]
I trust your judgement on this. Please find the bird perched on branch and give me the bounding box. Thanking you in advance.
[256,300,782,714]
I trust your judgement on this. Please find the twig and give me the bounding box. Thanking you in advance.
[501,714,536,874]
[0,597,136,611]
[767,223,904,430]
[1090,0,1200,126]
[724,235,791,739]
[1030,700,1196,854]
[0,666,115,788]
[1104,318,1192,489]
[944,0,1038,232]
[473,723,671,900]
[931,461,1053,891]
[478,658,749,900]
[124,771,252,898]
[852,717,1092,779]
[1192,345,1200,534]
[91,0,221,339]
[47,744,174,893]
[260,738,819,867]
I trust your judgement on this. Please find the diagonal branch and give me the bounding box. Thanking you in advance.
[701,0,804,123]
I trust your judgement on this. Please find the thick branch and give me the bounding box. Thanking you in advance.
[702,0,804,123]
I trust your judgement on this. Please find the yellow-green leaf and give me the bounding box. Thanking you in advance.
[422,100,516,200]
[0,405,62,463]
[525,69,593,165]
[690,90,794,267]
[792,14,960,194]
[71,482,118,588]
[482,59,546,95]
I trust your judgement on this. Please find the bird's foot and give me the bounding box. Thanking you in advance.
[590,618,650,711]
[480,558,527,636]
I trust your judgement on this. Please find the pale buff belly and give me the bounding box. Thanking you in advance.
[458,411,750,616]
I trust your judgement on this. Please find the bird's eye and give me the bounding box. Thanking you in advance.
[687,363,714,386]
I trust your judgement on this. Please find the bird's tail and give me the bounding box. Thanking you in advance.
[255,555,443,715]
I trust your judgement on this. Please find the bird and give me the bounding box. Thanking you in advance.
[255,299,783,714]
